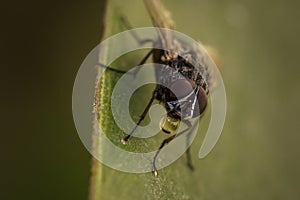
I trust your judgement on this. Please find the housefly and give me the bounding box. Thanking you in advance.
[105,0,216,176]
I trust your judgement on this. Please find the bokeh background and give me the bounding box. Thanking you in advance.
[1,0,300,199]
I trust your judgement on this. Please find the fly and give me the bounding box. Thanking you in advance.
[104,0,215,176]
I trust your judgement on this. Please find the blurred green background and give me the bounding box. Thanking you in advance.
[1,0,300,199]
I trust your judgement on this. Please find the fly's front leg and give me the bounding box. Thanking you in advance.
[121,90,158,144]
[185,120,200,171]
[186,146,194,171]
[152,120,192,177]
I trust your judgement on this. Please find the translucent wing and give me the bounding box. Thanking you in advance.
[144,0,175,50]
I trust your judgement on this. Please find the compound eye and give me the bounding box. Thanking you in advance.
[169,79,195,100]
[193,87,208,117]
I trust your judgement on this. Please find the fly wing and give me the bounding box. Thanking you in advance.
[144,0,174,29]
[144,0,219,93]
[144,0,175,50]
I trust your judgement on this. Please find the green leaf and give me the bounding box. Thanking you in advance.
[89,1,213,200]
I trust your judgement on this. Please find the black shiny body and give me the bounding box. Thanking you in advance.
[117,4,216,175]
[152,38,212,120]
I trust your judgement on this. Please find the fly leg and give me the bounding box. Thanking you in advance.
[97,16,156,75]
[97,48,153,75]
[185,120,200,171]
[120,16,154,45]
[152,120,192,177]
[99,16,157,142]
[121,90,158,144]
[186,139,194,171]
[96,63,130,74]
[119,15,156,76]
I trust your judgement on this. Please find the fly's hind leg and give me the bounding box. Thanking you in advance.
[97,48,154,75]
[97,63,129,74]
[97,16,155,75]
[119,15,156,76]
[120,16,154,45]
[99,16,157,143]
